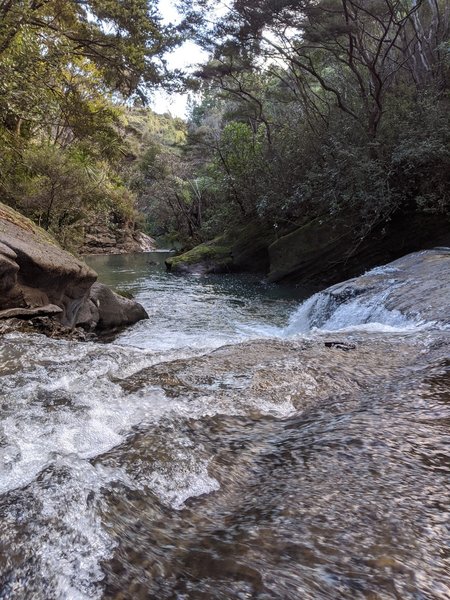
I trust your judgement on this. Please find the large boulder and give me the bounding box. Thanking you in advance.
[0,203,148,334]
[0,203,97,326]
[165,240,234,275]
[76,283,148,332]
[165,222,275,275]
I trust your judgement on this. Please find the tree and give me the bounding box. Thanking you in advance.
[0,0,174,94]
[0,0,181,248]
[177,0,449,250]
[185,0,449,140]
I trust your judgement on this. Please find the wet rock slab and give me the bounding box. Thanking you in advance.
[325,248,450,325]
[101,330,450,600]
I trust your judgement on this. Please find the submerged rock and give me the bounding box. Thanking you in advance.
[0,316,93,340]
[0,202,148,337]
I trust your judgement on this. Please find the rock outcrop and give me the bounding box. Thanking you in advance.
[80,216,156,255]
[75,283,148,332]
[323,248,450,325]
[165,240,234,275]
[165,222,273,275]
[167,212,450,287]
[286,248,450,332]
[0,203,148,336]
[267,212,450,286]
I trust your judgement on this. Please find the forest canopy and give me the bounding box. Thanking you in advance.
[166,0,449,243]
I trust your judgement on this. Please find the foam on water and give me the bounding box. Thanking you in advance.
[0,345,155,494]
[285,288,422,336]
[0,336,227,598]
[0,326,298,599]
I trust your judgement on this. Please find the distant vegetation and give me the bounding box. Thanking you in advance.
[166,0,449,250]
[0,0,178,249]
[0,0,448,257]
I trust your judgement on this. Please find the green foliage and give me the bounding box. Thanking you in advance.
[0,0,173,98]
[4,0,444,255]
[0,0,179,250]
[1,142,136,250]
[209,122,265,216]
[173,0,450,247]
[121,107,216,246]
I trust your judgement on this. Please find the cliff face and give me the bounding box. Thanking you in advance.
[0,203,96,326]
[80,217,156,256]
[266,213,450,286]
[0,203,148,334]
[166,212,450,287]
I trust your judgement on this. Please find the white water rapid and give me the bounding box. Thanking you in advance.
[1,251,448,600]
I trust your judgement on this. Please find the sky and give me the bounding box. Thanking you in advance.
[150,1,208,118]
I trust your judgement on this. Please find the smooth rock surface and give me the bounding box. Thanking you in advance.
[294,248,450,328]
[0,202,96,326]
[0,203,148,334]
[267,212,450,285]
[76,283,149,332]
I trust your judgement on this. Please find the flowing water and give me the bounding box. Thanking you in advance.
[0,252,449,600]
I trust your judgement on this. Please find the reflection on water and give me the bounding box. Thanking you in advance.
[86,252,306,352]
[0,253,449,600]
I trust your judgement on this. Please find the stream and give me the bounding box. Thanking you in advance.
[0,252,449,599]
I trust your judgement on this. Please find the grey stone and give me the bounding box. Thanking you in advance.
[0,202,149,336]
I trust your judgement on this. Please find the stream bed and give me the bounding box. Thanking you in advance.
[0,252,449,599]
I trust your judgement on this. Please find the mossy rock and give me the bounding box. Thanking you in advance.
[268,212,450,286]
[115,288,135,300]
[165,240,233,274]
[165,220,277,276]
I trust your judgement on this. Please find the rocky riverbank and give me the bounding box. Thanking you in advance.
[166,212,450,287]
[0,203,148,338]
[1,238,449,599]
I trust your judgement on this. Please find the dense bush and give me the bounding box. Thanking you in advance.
[166,0,450,246]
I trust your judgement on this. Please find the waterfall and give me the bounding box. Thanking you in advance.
[285,288,420,335]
